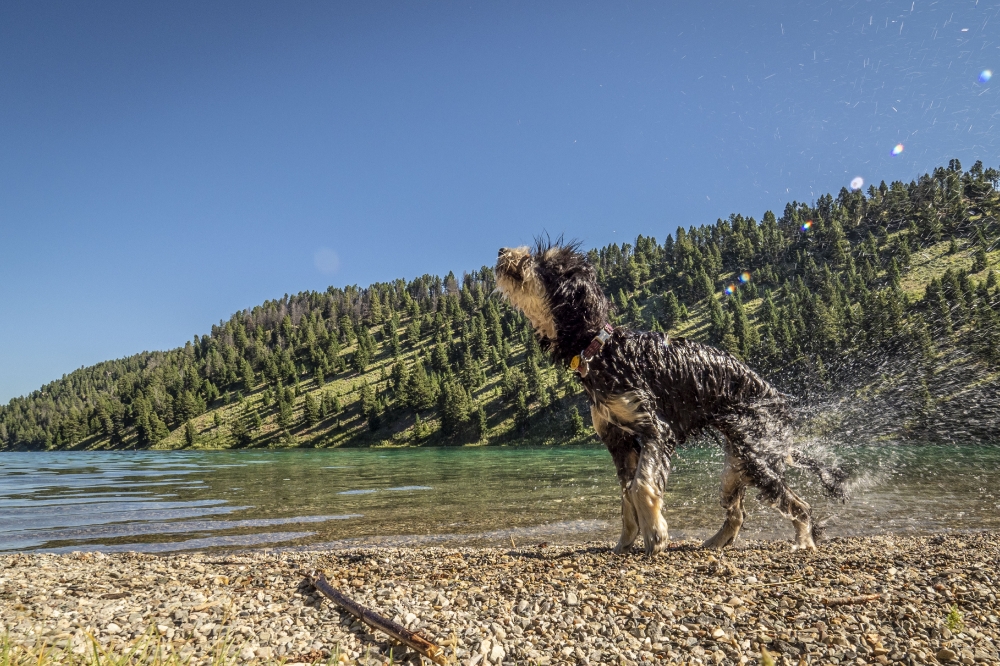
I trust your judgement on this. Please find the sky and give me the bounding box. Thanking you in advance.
[1,0,998,402]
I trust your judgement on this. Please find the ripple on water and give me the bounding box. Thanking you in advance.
[2,446,1000,553]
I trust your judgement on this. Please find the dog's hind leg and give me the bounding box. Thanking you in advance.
[775,486,816,551]
[703,451,748,550]
[717,418,816,551]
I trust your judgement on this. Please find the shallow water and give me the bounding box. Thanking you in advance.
[1,444,998,553]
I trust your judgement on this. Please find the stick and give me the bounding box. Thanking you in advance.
[300,570,447,666]
[821,593,881,607]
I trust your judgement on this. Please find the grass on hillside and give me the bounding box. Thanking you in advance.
[60,324,596,451]
[58,236,999,453]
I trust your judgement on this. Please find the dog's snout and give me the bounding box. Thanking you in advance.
[498,247,508,257]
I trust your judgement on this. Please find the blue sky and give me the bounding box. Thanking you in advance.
[2,0,998,402]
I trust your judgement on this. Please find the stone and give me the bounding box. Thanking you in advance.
[937,647,958,662]
[489,642,505,663]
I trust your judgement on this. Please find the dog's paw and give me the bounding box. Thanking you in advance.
[792,533,817,551]
[612,541,634,555]
[642,530,669,556]
[702,532,735,550]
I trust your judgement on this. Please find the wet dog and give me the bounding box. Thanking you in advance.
[495,240,847,554]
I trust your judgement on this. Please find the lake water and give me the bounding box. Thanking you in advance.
[2,444,999,553]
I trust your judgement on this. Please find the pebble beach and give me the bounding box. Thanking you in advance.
[2,533,999,666]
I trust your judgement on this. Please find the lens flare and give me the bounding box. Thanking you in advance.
[850,176,864,190]
[724,284,736,296]
[980,70,993,83]
[739,272,751,283]
[891,144,904,156]
[801,220,813,231]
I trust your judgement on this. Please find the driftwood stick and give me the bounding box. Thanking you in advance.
[821,593,881,607]
[300,570,447,666]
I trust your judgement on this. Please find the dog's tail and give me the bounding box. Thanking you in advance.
[790,450,851,502]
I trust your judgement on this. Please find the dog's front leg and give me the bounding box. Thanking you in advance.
[631,440,671,556]
[596,417,642,554]
[614,489,640,554]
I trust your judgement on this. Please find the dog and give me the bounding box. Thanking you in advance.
[495,240,847,554]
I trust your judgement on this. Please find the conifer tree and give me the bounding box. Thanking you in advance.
[514,390,530,432]
[569,405,587,437]
[472,403,488,441]
[303,393,320,427]
[439,379,470,436]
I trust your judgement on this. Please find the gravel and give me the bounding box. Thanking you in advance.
[2,532,999,665]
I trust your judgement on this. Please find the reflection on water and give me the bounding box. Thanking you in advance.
[1,444,998,553]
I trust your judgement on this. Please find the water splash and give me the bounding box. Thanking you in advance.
[891,143,904,156]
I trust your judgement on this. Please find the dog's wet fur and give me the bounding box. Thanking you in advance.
[496,239,848,554]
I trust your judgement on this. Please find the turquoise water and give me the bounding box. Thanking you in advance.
[1,444,999,553]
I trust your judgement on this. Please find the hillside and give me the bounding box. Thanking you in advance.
[2,159,1000,451]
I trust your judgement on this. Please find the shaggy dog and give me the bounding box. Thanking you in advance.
[495,240,847,554]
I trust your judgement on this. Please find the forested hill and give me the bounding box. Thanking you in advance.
[3,159,1000,451]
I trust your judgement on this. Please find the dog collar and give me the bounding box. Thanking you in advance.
[570,323,614,374]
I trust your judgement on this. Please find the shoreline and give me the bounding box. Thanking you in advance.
[3,533,999,665]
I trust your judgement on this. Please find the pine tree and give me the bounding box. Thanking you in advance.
[626,299,643,327]
[241,360,255,392]
[729,297,759,361]
[351,346,370,374]
[439,379,470,436]
[277,398,293,431]
[405,361,436,411]
[661,291,682,330]
[972,246,988,273]
[569,405,587,437]
[230,416,251,447]
[887,257,901,289]
[303,393,320,427]
[184,420,196,447]
[514,390,531,432]
[472,403,488,441]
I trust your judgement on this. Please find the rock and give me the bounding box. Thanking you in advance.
[105,623,121,635]
[489,642,505,663]
[937,647,958,662]
[566,592,579,606]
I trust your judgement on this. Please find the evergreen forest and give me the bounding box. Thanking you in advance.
[3,159,1000,451]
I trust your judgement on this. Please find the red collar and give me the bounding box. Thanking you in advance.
[570,324,614,374]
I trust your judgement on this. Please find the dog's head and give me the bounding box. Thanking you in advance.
[495,239,610,363]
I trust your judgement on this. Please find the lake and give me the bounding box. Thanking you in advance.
[2,444,999,553]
